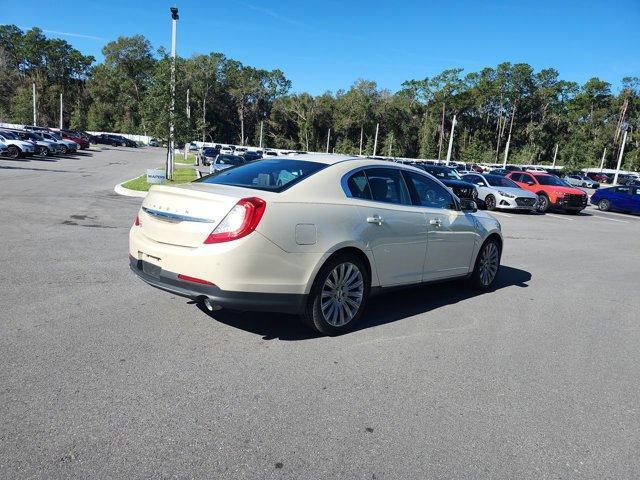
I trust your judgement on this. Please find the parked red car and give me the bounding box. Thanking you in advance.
[586,172,610,183]
[59,130,90,149]
[506,171,588,213]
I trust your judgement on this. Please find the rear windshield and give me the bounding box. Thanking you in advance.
[197,159,326,192]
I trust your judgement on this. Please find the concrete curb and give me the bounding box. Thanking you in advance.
[114,167,201,198]
[114,180,147,198]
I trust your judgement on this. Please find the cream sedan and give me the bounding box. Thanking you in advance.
[129,155,503,335]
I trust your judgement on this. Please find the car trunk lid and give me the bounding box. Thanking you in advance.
[139,183,272,247]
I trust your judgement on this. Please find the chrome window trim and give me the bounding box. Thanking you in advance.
[341,165,460,210]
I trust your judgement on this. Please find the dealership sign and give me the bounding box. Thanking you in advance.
[146,169,167,184]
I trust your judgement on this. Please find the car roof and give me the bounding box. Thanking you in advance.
[282,153,360,165]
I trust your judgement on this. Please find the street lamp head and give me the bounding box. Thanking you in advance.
[170,7,179,20]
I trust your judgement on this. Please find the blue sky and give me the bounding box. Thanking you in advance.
[5,0,639,94]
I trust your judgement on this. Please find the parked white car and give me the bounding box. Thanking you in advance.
[130,155,503,334]
[563,174,599,188]
[0,131,36,159]
[462,173,539,211]
[219,146,234,155]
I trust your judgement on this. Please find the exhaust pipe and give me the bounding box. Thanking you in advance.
[202,297,222,312]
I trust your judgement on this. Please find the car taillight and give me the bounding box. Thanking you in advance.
[177,274,215,285]
[204,197,266,244]
[134,215,141,226]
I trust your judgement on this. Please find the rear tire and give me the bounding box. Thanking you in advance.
[598,199,611,211]
[471,238,501,290]
[59,145,68,154]
[302,253,369,335]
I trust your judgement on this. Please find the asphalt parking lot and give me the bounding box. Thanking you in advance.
[1,148,639,479]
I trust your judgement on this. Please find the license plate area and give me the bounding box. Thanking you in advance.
[141,261,161,278]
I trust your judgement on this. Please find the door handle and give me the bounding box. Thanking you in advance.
[366,215,384,225]
[429,218,442,227]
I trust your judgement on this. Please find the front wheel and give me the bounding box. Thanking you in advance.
[6,145,21,159]
[471,239,501,290]
[536,194,549,213]
[303,254,369,335]
[598,199,611,211]
[484,194,496,211]
[59,145,68,154]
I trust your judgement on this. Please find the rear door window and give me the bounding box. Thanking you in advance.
[363,168,411,205]
[345,170,372,200]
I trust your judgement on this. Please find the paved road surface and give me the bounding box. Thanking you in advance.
[1,148,639,479]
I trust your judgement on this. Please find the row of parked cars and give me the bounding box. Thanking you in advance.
[196,145,303,171]
[0,125,144,159]
[0,126,93,159]
[391,160,640,215]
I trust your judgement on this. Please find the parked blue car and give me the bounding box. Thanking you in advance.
[591,185,640,214]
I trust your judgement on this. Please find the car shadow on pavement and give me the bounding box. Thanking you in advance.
[197,265,531,341]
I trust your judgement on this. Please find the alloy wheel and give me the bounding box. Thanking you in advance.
[598,199,610,211]
[536,195,548,212]
[478,242,499,286]
[485,195,496,210]
[320,262,364,327]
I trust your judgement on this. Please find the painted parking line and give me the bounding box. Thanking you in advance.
[589,215,629,224]
[545,213,574,221]
[588,208,639,219]
[489,211,513,218]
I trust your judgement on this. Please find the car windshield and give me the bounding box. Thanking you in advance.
[198,159,326,192]
[536,175,566,186]
[203,148,217,155]
[486,175,519,188]
[424,167,460,180]
[48,132,61,140]
[1,131,18,139]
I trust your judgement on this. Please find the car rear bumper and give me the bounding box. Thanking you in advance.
[129,255,306,314]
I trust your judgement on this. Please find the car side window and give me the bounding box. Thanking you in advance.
[521,174,535,184]
[510,173,521,182]
[467,174,486,187]
[364,168,411,205]
[345,170,372,200]
[403,170,457,210]
[633,187,640,196]
[615,187,630,194]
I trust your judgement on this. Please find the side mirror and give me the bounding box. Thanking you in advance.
[460,198,477,212]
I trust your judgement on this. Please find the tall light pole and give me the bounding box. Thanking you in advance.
[32,82,37,126]
[166,6,179,181]
[445,114,457,165]
[373,123,379,156]
[325,128,331,153]
[259,121,264,148]
[613,127,628,185]
[551,143,558,168]
[184,87,190,161]
[599,148,606,172]
[59,93,63,129]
